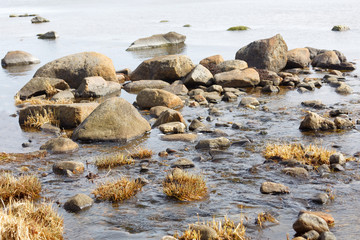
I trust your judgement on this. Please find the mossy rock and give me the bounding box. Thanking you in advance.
[227,25,250,31]
[160,20,169,23]
[331,25,350,31]
[183,24,191,27]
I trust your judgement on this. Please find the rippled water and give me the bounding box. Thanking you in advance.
[1,0,360,239]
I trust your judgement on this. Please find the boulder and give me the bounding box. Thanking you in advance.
[214,68,260,88]
[299,112,336,131]
[51,89,75,101]
[293,213,329,235]
[216,60,248,72]
[136,89,183,109]
[332,25,350,31]
[33,52,117,88]
[235,34,288,72]
[260,182,290,194]
[286,48,311,69]
[17,77,70,100]
[162,80,188,95]
[31,16,49,23]
[64,193,93,212]
[130,55,194,81]
[40,137,79,153]
[195,137,230,149]
[53,161,84,175]
[38,31,58,39]
[158,122,186,134]
[161,133,197,142]
[19,102,99,129]
[126,32,186,51]
[149,106,171,117]
[1,51,40,67]
[311,51,340,69]
[72,98,150,142]
[76,76,121,98]
[123,80,169,92]
[152,109,186,128]
[184,64,213,87]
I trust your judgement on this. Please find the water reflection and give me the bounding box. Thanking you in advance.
[2,64,39,76]
[128,43,186,60]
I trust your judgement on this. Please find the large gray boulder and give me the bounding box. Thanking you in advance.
[76,76,121,98]
[126,32,186,51]
[286,48,311,68]
[214,68,260,88]
[72,97,150,142]
[136,89,183,109]
[1,50,40,67]
[130,55,195,82]
[184,64,213,87]
[235,34,288,72]
[293,213,329,235]
[123,80,170,92]
[17,77,70,100]
[33,52,117,89]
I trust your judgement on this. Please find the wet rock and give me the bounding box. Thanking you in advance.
[282,167,309,177]
[330,163,344,171]
[64,193,93,212]
[312,193,329,204]
[331,62,355,71]
[195,137,230,149]
[1,50,40,67]
[17,77,70,100]
[223,92,238,102]
[163,80,188,95]
[293,212,329,235]
[190,225,218,240]
[299,112,336,131]
[22,142,30,148]
[51,89,75,101]
[161,133,197,142]
[158,122,186,134]
[171,158,195,168]
[158,151,168,157]
[331,25,350,31]
[235,34,288,72]
[286,48,311,69]
[72,98,150,142]
[312,51,340,69]
[329,153,346,165]
[282,75,300,86]
[260,182,290,194]
[189,119,206,131]
[203,92,222,103]
[40,123,61,135]
[184,64,213,87]
[297,82,315,91]
[152,109,186,128]
[149,106,171,117]
[300,211,334,225]
[31,16,49,23]
[334,117,353,129]
[212,129,228,137]
[53,161,84,175]
[302,230,320,240]
[136,89,183,109]
[40,137,79,153]
[239,97,260,107]
[231,122,242,129]
[131,55,194,82]
[76,76,121,98]
[214,68,260,88]
[38,31,58,39]
[301,100,326,109]
[335,83,353,94]
[257,69,282,86]
[19,102,99,129]
[126,32,185,51]
[123,80,170,92]
[34,52,117,88]
[262,85,280,93]
[319,231,336,240]
[216,60,248,72]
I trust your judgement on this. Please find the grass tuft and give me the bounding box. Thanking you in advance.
[15,94,73,106]
[163,169,207,201]
[92,177,143,202]
[130,148,153,159]
[45,80,58,97]
[255,212,278,228]
[0,199,63,239]
[264,143,344,167]
[23,109,59,129]
[175,216,248,240]
[95,153,134,169]
[0,173,41,203]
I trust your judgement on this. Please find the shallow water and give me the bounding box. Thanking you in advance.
[1,0,360,239]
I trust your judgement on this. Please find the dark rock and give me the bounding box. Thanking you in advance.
[38,31,58,39]
[301,100,326,109]
[282,167,309,177]
[31,16,49,23]
[64,193,93,212]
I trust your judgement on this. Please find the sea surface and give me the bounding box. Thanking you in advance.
[1,0,360,239]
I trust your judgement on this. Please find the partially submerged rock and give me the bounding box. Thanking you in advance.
[64,193,93,212]
[235,34,288,72]
[293,212,329,235]
[72,97,150,142]
[126,32,186,51]
[158,122,186,134]
[161,133,197,142]
[34,52,117,88]
[331,25,350,31]
[152,109,186,128]
[299,112,336,131]
[31,16,49,23]
[1,51,40,67]
[312,51,340,69]
[136,89,183,109]
[130,55,194,82]
[38,31,58,39]
[40,137,79,153]
[260,181,290,194]
[286,48,311,69]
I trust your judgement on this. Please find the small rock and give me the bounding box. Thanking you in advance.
[1,50,40,67]
[123,80,169,92]
[335,83,353,94]
[329,153,346,165]
[293,212,329,235]
[161,134,197,142]
[22,142,30,148]
[163,80,189,96]
[171,158,195,168]
[299,112,336,131]
[40,137,79,153]
[31,16,49,23]
[38,31,58,39]
[136,89,184,109]
[149,106,171,117]
[302,230,320,240]
[331,25,350,31]
[282,167,309,177]
[195,137,230,149]
[312,193,329,204]
[260,182,290,194]
[231,122,242,129]
[158,122,186,134]
[239,97,259,107]
[63,193,93,212]
[330,163,345,171]
[152,109,186,128]
[158,151,168,157]
[51,89,75,101]
[301,100,326,109]
[184,64,213,87]
[300,211,334,225]
[334,117,353,129]
[189,119,206,131]
[317,164,331,174]
[53,161,84,175]
[161,236,178,240]
[319,231,336,240]
[190,225,218,240]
